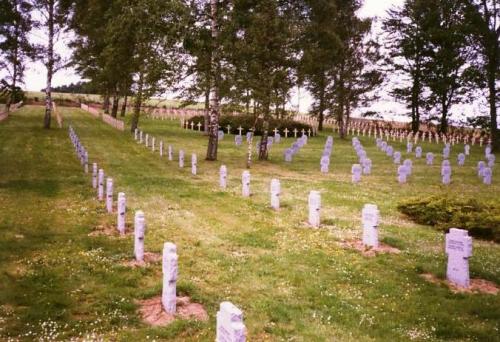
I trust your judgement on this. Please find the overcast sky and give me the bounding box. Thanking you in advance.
[8,0,485,123]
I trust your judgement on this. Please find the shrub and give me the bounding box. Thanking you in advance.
[188,115,313,136]
[398,196,500,242]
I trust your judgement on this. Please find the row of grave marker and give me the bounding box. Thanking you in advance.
[69,126,247,341]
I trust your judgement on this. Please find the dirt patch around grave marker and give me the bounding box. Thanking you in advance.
[121,252,162,267]
[88,222,133,237]
[137,296,208,326]
[339,239,401,257]
[420,273,499,295]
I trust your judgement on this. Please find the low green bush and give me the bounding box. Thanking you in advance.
[188,115,313,136]
[398,196,500,242]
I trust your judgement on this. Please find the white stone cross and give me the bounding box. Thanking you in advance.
[242,171,251,197]
[226,125,231,134]
[237,126,243,136]
[190,121,195,130]
[284,128,289,138]
[117,192,126,234]
[216,302,247,342]
[134,210,146,262]
[273,128,279,135]
[98,169,105,201]
[106,177,113,213]
[197,122,202,131]
[293,128,298,138]
[362,204,379,248]
[162,242,178,314]
[445,228,472,288]
[220,165,227,189]
[308,191,321,228]
[270,179,280,210]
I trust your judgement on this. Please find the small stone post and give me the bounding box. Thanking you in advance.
[134,210,146,262]
[162,242,178,314]
[308,191,321,228]
[117,192,126,234]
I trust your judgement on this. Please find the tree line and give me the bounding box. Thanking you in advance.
[0,0,498,159]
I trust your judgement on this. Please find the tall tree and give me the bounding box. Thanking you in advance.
[421,0,472,133]
[329,0,383,138]
[463,0,499,150]
[383,0,429,133]
[0,0,36,113]
[33,0,69,129]
[299,0,340,131]
[205,0,221,160]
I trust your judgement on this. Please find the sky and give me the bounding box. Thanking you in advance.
[7,0,485,124]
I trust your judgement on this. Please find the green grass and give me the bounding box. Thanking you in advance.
[0,106,499,341]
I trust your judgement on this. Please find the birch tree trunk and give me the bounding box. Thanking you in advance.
[43,0,54,129]
[206,0,220,161]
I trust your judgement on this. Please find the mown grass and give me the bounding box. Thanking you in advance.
[0,106,499,341]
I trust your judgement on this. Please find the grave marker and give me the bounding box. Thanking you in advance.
[92,163,98,188]
[117,192,126,234]
[216,302,247,342]
[445,228,472,288]
[270,179,280,210]
[220,165,227,189]
[308,191,321,228]
[362,204,379,248]
[134,211,146,262]
[191,153,197,175]
[98,169,105,201]
[242,171,251,197]
[162,242,178,314]
[106,177,113,213]
[179,150,185,168]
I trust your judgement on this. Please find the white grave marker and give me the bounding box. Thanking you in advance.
[162,242,178,314]
[242,171,251,197]
[445,228,472,288]
[98,169,105,201]
[106,177,113,213]
[117,192,126,234]
[308,191,321,228]
[216,302,247,342]
[134,210,146,262]
[270,179,280,210]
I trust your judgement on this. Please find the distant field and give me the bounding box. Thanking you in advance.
[25,91,205,109]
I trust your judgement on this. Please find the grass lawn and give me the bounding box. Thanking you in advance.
[0,105,499,341]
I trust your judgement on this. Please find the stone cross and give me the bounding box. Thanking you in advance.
[191,153,197,175]
[415,146,422,158]
[162,242,178,314]
[98,169,105,201]
[293,128,298,138]
[362,204,379,248]
[483,167,492,185]
[273,128,279,136]
[457,153,465,166]
[134,210,146,262]
[179,150,185,168]
[308,191,321,228]
[426,152,434,165]
[351,164,362,183]
[320,155,330,173]
[301,129,305,137]
[168,145,173,161]
[270,179,280,210]
[393,151,401,164]
[242,171,251,197]
[284,128,289,138]
[445,228,472,288]
[216,302,247,342]
[106,177,113,213]
[307,129,311,137]
[190,121,195,130]
[220,165,227,189]
[226,125,231,134]
[92,163,98,189]
[117,192,126,234]
[397,165,408,184]
[441,164,451,185]
[237,126,243,136]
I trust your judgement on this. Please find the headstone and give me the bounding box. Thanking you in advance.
[179,150,184,168]
[362,158,372,175]
[457,153,465,166]
[487,154,495,168]
[477,161,486,177]
[308,191,321,228]
[482,167,492,185]
[485,145,491,157]
[117,192,126,234]
[351,164,362,183]
[242,171,251,197]
[415,146,422,158]
[220,165,227,189]
[441,164,451,185]
[84,151,89,173]
[218,130,224,141]
[464,144,470,156]
[162,242,178,314]
[403,159,412,175]
[397,165,408,184]
[235,135,242,146]
[284,149,293,162]
[246,132,252,143]
[98,169,105,201]
[134,210,146,262]
[92,163,98,188]
[145,134,149,147]
[160,141,164,157]
[386,145,394,157]
[168,145,173,161]
[320,155,330,173]
[139,131,143,144]
[274,133,281,144]
[216,302,247,342]
[270,179,280,210]
[362,204,379,248]
[191,153,197,175]
[445,228,472,288]
[393,151,401,164]
[443,145,450,159]
[106,177,113,213]
[426,152,434,165]
[407,142,413,153]
[134,128,138,140]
